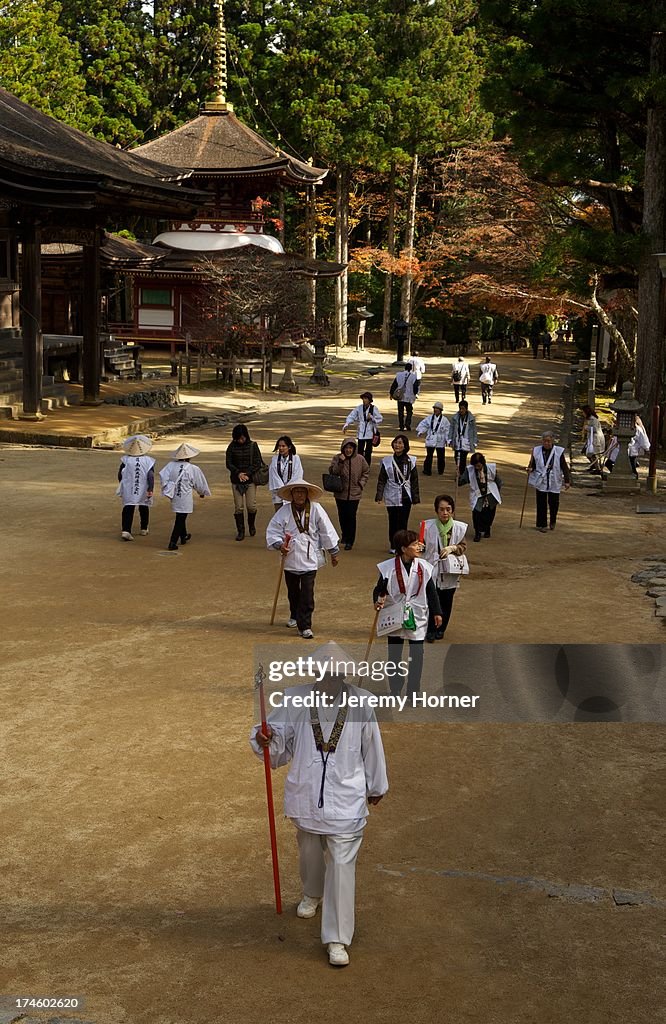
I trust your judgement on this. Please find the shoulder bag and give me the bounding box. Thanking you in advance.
[322,472,344,493]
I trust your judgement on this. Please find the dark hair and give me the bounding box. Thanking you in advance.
[232,423,250,442]
[391,433,410,454]
[393,529,419,554]
[273,434,296,454]
[458,400,469,410]
[360,391,373,401]
[434,493,456,512]
[470,452,486,467]
[405,362,413,370]
[580,405,595,418]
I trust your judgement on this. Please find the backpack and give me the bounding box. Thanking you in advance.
[452,368,462,382]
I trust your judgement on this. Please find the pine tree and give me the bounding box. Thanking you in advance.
[0,0,100,131]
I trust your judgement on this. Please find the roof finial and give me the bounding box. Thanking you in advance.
[203,0,233,112]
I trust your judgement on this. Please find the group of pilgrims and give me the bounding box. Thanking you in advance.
[115,381,584,697]
[114,364,641,972]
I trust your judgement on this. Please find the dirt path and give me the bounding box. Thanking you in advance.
[1,351,664,1024]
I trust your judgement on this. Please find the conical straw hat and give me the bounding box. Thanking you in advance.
[123,434,153,456]
[172,443,201,460]
[276,478,323,502]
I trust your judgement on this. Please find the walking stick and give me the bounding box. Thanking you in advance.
[254,665,282,914]
[519,467,530,529]
[269,533,291,625]
[363,606,381,663]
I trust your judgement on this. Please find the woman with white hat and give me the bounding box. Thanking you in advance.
[117,434,155,541]
[266,480,340,639]
[159,443,211,551]
[415,401,450,476]
[342,391,383,465]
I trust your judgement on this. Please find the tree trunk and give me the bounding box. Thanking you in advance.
[305,185,316,328]
[636,26,666,417]
[400,152,419,344]
[382,162,396,346]
[334,165,349,347]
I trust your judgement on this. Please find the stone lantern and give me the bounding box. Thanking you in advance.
[309,336,329,386]
[393,319,410,365]
[278,339,299,393]
[603,381,643,493]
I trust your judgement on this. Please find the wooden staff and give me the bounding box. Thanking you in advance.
[269,533,291,625]
[363,606,381,663]
[254,665,282,914]
[519,466,531,529]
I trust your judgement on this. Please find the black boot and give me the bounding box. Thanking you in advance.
[234,512,245,541]
[247,511,257,536]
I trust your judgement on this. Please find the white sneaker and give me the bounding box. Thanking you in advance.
[286,618,298,628]
[140,528,149,536]
[300,629,314,639]
[121,531,134,541]
[328,942,349,966]
[296,895,322,919]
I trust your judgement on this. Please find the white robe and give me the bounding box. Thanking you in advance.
[416,413,450,448]
[584,416,605,455]
[410,356,426,380]
[116,454,155,506]
[422,519,468,590]
[268,453,304,503]
[528,446,565,493]
[376,555,433,640]
[266,501,340,572]
[249,684,389,833]
[344,403,383,440]
[159,461,211,513]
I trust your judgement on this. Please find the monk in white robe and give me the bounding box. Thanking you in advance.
[251,644,388,967]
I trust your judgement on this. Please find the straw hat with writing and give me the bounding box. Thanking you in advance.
[123,434,153,456]
[172,443,201,461]
[276,478,323,502]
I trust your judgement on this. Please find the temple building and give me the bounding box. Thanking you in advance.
[109,0,339,349]
[0,87,201,417]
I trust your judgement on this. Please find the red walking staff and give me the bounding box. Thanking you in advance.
[254,665,282,913]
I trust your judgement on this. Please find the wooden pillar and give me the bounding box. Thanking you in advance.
[20,218,43,419]
[82,229,102,404]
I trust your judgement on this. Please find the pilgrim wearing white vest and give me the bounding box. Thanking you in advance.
[251,642,389,967]
[266,479,340,639]
[343,391,382,464]
[375,434,420,551]
[389,364,418,430]
[451,356,470,403]
[580,405,605,473]
[268,435,304,508]
[116,434,155,541]
[605,416,650,477]
[159,444,211,550]
[416,402,450,476]
[527,432,571,532]
[373,530,442,696]
[459,452,503,541]
[478,355,498,404]
[422,494,468,641]
[450,401,478,476]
